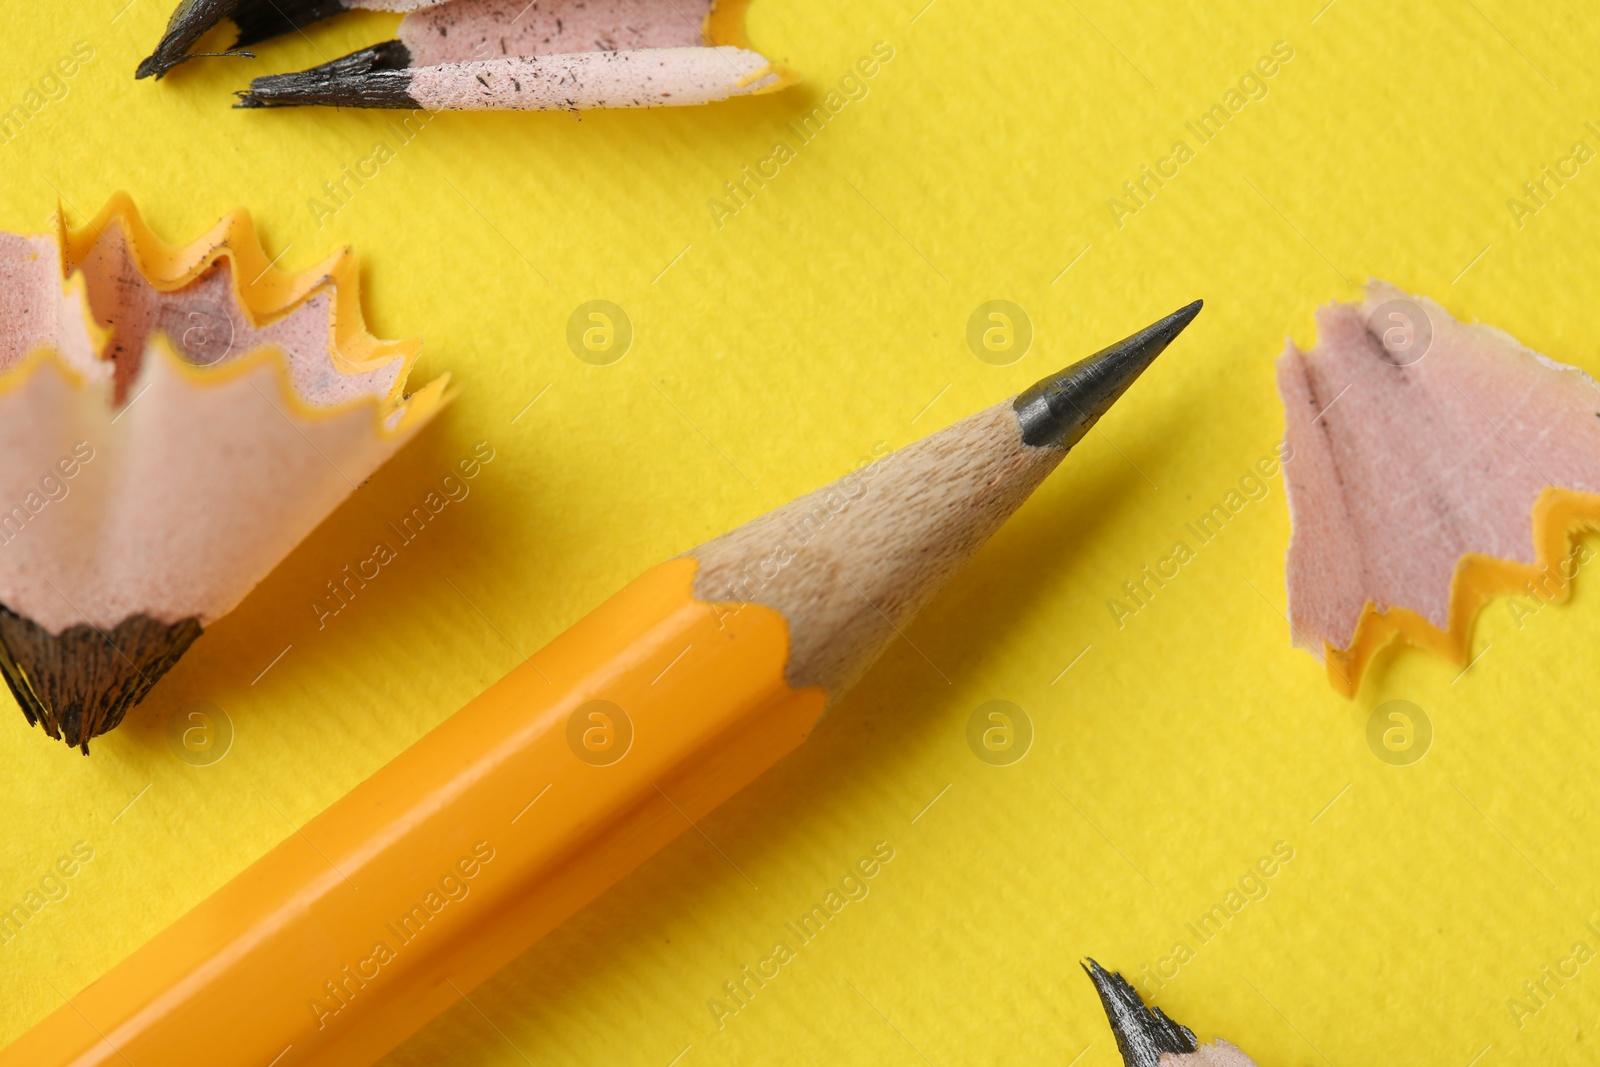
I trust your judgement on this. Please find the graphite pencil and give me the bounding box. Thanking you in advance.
[138,0,790,112]
[1084,959,1260,1067]
[2,303,1201,1067]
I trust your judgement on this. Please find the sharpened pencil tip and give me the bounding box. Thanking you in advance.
[233,40,417,109]
[1082,959,1198,1067]
[136,0,241,79]
[1013,300,1203,449]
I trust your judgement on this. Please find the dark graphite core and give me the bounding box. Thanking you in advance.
[1014,299,1203,450]
[0,604,203,753]
[137,0,354,78]
[136,0,248,79]
[232,0,352,47]
[235,41,418,109]
[1082,959,1200,1067]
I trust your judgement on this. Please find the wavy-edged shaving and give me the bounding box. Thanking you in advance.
[0,195,447,750]
[1277,281,1600,697]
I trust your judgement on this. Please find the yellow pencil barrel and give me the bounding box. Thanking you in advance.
[2,558,825,1067]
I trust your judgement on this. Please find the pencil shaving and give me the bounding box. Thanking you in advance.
[1278,281,1600,696]
[0,195,447,751]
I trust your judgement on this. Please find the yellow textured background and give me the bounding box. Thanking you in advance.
[3,1,1600,1063]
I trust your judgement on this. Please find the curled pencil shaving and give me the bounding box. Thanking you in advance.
[0,195,448,750]
[138,0,791,111]
[1277,281,1600,696]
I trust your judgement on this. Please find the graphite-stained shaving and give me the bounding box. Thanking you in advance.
[0,196,447,750]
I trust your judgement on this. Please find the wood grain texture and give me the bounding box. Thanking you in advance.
[691,399,1063,702]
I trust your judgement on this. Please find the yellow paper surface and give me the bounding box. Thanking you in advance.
[3,2,1599,1063]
